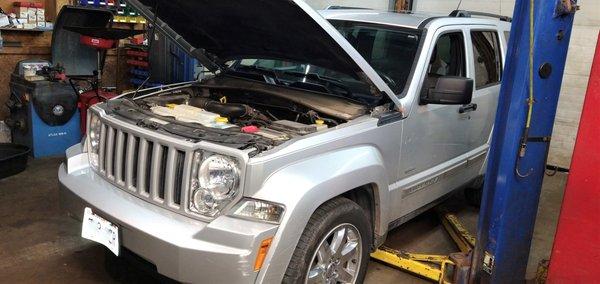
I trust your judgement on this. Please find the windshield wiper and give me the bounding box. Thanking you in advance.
[280,70,342,83]
[228,65,280,84]
[229,65,364,103]
[278,71,355,97]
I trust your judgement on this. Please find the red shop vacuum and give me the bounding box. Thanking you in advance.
[62,25,144,133]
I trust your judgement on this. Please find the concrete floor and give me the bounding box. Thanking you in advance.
[0,158,567,283]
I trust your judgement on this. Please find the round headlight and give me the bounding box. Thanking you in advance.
[89,115,102,149]
[87,114,103,169]
[198,155,239,201]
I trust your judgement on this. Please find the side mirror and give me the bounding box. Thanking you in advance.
[421,76,474,105]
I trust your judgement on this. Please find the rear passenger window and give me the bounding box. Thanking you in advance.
[471,31,502,89]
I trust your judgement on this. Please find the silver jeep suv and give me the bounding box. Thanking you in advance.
[59,1,510,283]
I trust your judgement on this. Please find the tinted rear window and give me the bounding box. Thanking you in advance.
[471,31,503,89]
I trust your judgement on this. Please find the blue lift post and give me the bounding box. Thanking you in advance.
[471,0,578,282]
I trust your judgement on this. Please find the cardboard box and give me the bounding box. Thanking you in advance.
[36,8,45,17]
[37,14,45,22]
[13,2,44,8]
[27,8,37,22]
[15,7,29,19]
[23,23,36,29]
[36,21,45,28]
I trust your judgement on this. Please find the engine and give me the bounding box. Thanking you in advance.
[139,88,333,144]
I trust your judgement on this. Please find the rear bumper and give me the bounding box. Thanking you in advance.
[59,156,278,283]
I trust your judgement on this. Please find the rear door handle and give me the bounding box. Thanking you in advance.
[459,103,478,114]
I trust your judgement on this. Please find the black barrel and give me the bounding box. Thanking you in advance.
[0,144,30,180]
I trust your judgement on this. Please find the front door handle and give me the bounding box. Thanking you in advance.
[459,103,478,114]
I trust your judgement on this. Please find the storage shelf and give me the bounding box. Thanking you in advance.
[0,27,52,33]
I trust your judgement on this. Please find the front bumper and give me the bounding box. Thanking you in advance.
[59,158,278,283]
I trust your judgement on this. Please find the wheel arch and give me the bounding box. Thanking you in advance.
[341,183,385,250]
[252,145,390,283]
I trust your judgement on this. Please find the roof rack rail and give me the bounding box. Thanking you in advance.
[325,5,373,10]
[449,10,512,22]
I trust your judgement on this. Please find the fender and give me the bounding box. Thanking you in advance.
[252,145,390,283]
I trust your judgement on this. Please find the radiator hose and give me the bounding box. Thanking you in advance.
[189,97,269,121]
[189,97,249,118]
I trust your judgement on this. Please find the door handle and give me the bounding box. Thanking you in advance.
[459,103,478,114]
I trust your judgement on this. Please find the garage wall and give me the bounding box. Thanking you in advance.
[304,0,391,10]
[413,0,600,168]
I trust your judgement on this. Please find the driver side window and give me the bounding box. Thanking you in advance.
[420,32,466,98]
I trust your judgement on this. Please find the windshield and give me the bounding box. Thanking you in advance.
[331,21,421,96]
[229,59,376,104]
[228,21,421,103]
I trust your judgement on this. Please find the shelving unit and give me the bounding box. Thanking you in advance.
[0,27,51,32]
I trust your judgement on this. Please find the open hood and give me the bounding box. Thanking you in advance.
[124,0,400,101]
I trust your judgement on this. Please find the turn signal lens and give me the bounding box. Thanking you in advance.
[231,199,284,224]
[254,237,273,271]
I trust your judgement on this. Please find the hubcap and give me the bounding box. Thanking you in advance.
[305,223,362,284]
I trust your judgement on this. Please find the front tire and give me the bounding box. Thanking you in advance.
[283,197,371,284]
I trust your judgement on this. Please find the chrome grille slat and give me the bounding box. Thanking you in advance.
[149,143,164,203]
[164,147,177,208]
[125,134,137,191]
[98,125,107,172]
[93,119,190,215]
[137,139,149,196]
[114,130,125,184]
[105,127,116,179]
[180,152,194,208]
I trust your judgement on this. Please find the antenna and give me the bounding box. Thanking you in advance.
[456,0,463,10]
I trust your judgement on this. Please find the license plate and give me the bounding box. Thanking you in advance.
[82,207,120,256]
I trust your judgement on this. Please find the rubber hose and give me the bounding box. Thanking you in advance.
[189,97,249,118]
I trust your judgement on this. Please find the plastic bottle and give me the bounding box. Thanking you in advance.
[172,105,220,123]
[313,119,328,131]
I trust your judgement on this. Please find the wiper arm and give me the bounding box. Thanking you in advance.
[228,65,280,84]
[279,70,355,97]
[280,70,341,83]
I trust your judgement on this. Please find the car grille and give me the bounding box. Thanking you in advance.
[96,120,191,211]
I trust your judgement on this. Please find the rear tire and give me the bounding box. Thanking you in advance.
[465,177,484,207]
[282,197,371,284]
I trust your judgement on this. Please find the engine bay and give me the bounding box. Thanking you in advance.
[106,76,372,153]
